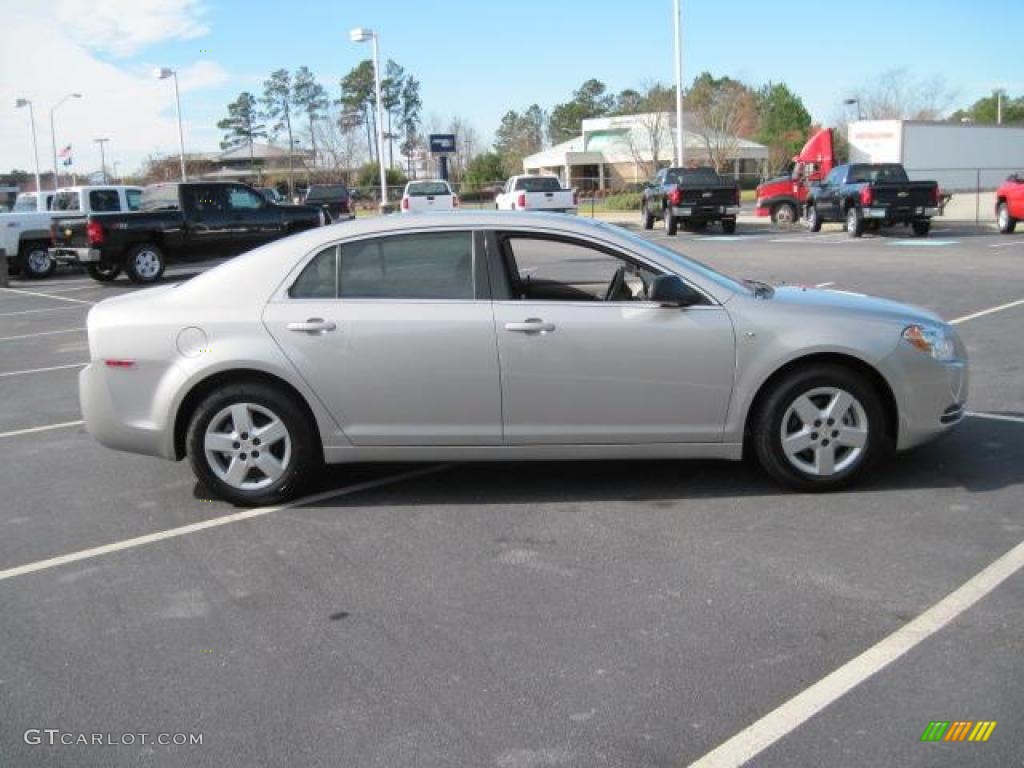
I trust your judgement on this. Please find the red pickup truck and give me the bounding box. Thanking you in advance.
[755,129,835,225]
[995,172,1024,234]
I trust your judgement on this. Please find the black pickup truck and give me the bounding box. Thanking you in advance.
[641,166,741,235]
[49,182,326,283]
[805,163,940,238]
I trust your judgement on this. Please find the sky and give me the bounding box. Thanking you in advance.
[2,0,1022,177]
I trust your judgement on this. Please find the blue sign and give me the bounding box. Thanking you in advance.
[429,134,457,154]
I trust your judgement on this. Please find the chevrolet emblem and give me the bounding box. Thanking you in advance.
[897,191,908,198]
[702,192,712,198]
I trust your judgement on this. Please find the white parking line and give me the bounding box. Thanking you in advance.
[0,287,95,305]
[988,240,1024,248]
[0,305,86,318]
[0,362,87,379]
[949,297,1024,325]
[0,464,451,583]
[687,537,1024,768]
[0,420,84,439]
[968,411,1024,424]
[0,327,84,342]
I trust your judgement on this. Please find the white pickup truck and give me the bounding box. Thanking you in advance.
[1,185,142,279]
[495,175,577,213]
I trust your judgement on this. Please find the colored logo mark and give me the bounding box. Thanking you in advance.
[920,721,997,742]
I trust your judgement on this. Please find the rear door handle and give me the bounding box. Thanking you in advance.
[504,318,555,334]
[287,318,337,334]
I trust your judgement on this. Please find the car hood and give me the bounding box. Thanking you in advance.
[765,285,945,325]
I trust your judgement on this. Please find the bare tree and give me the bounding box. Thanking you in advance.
[313,108,366,177]
[685,74,758,172]
[846,68,956,120]
[616,82,676,179]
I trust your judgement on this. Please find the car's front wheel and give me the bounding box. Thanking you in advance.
[125,243,166,284]
[642,202,655,230]
[772,202,797,226]
[186,383,319,506]
[997,202,1016,234]
[752,364,888,492]
[805,204,822,232]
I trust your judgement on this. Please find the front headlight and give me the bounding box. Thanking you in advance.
[902,324,956,361]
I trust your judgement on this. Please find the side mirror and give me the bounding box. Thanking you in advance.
[649,275,703,307]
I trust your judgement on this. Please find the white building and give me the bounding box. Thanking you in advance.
[522,113,768,189]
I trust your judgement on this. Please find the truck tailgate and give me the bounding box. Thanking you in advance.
[51,217,90,248]
[871,182,936,210]
[523,190,576,210]
[677,184,739,212]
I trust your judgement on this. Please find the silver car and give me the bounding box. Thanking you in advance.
[80,212,968,505]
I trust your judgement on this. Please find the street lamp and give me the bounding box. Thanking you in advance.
[112,161,120,183]
[155,67,187,181]
[94,138,110,183]
[50,92,82,190]
[843,98,863,121]
[673,0,684,167]
[350,26,389,211]
[15,98,42,193]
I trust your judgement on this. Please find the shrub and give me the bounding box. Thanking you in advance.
[602,192,644,210]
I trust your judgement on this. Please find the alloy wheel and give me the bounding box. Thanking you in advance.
[204,402,293,491]
[780,386,869,477]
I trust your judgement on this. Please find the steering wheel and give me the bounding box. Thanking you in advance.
[604,266,627,302]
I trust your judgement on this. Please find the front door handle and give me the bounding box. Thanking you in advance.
[504,318,555,334]
[287,318,337,334]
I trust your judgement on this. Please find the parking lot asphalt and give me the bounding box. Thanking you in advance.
[1,222,1022,768]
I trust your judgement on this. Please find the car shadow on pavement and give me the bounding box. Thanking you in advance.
[298,415,1022,508]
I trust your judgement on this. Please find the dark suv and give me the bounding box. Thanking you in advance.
[303,185,354,221]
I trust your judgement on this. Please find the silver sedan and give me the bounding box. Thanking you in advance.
[80,212,968,505]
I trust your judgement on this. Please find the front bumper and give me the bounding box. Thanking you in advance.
[880,338,969,451]
[50,246,101,263]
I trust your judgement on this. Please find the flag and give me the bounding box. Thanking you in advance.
[63,158,73,167]
[58,144,72,158]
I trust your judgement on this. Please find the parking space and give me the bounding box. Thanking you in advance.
[1,228,1022,767]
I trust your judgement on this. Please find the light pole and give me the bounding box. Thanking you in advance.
[843,98,863,121]
[112,161,120,183]
[673,0,684,167]
[94,138,109,183]
[350,27,389,211]
[50,93,82,190]
[155,67,187,181]
[15,98,42,193]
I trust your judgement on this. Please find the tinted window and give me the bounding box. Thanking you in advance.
[290,246,338,299]
[503,236,659,303]
[126,189,142,211]
[339,232,473,300]
[848,164,910,184]
[52,191,81,211]
[89,189,121,212]
[183,185,226,215]
[141,185,181,211]
[514,177,562,192]
[305,185,349,202]
[406,181,451,197]
[227,186,264,210]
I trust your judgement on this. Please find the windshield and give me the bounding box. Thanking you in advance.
[515,177,562,192]
[848,164,909,184]
[304,185,349,201]
[609,224,751,297]
[406,181,451,196]
[13,194,38,212]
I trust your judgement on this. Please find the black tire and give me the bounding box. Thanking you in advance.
[771,202,798,226]
[846,207,864,238]
[751,363,889,492]
[19,241,56,279]
[642,202,655,230]
[997,202,1017,234]
[186,382,319,506]
[124,243,166,284]
[806,204,822,232]
[86,262,122,282]
[664,209,678,236]
[911,220,931,237]
[721,218,737,234]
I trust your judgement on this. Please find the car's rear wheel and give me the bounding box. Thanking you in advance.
[664,208,677,236]
[752,364,888,492]
[997,202,1016,234]
[125,243,166,284]
[19,241,56,279]
[772,202,797,226]
[912,220,931,237]
[86,262,121,282]
[846,207,864,238]
[186,383,318,506]
[642,202,655,230]
[806,204,822,232]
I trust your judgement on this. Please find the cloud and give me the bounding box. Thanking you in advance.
[55,0,209,58]
[0,7,226,175]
